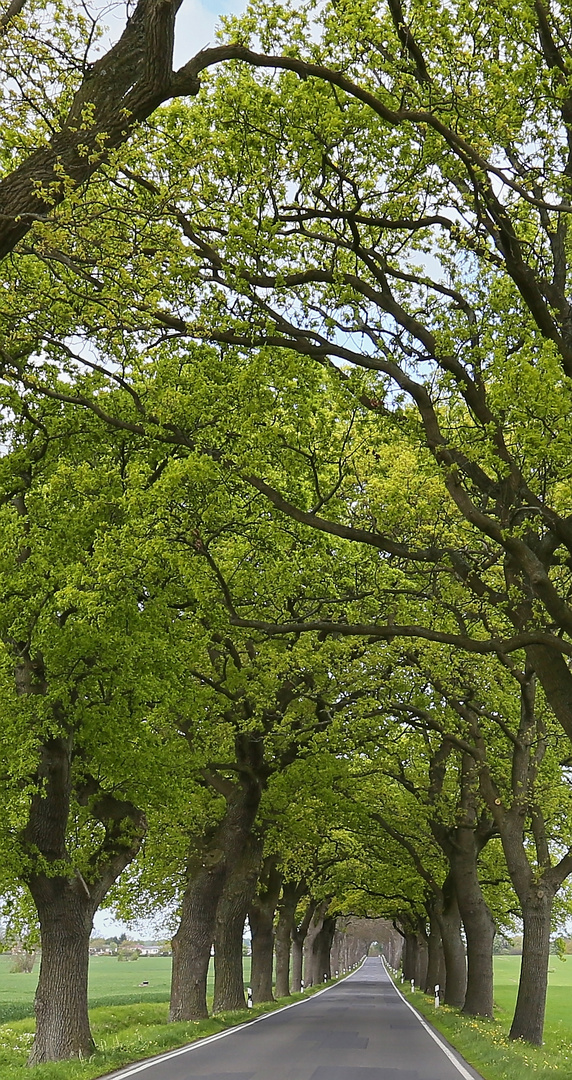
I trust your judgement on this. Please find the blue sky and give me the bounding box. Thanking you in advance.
[173,0,246,64]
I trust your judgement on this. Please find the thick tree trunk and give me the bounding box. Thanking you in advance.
[509,890,553,1044]
[22,734,146,1064]
[425,912,445,994]
[291,899,316,991]
[274,918,292,997]
[170,768,262,1021]
[27,878,95,1065]
[438,881,466,1007]
[330,928,345,975]
[213,836,262,1013]
[250,910,275,1004]
[249,860,282,1004]
[452,836,496,1017]
[415,930,428,991]
[169,857,224,1021]
[402,932,418,982]
[303,902,328,987]
[291,939,304,991]
[311,915,336,983]
[275,881,300,997]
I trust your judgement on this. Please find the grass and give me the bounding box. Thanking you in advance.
[0,953,339,1079]
[0,954,255,1024]
[0,955,182,1025]
[396,955,572,1080]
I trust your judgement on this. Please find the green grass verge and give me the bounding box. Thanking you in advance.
[394,956,572,1080]
[0,957,343,1079]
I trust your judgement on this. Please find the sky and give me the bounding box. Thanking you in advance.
[173,0,245,64]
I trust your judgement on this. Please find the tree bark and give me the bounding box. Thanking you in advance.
[169,752,263,1021]
[213,835,262,1013]
[451,834,496,1017]
[437,879,467,1007]
[425,910,445,995]
[311,915,336,983]
[414,927,428,991]
[292,899,316,991]
[27,878,95,1064]
[509,889,554,1044]
[249,858,282,1004]
[20,730,146,1065]
[169,851,225,1022]
[249,909,275,1004]
[303,901,328,987]
[275,880,302,997]
[402,932,417,982]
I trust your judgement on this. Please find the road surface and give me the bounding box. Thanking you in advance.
[109,957,483,1080]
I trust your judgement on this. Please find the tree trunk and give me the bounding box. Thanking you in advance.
[438,880,466,1007]
[414,929,428,991]
[27,878,95,1064]
[291,938,304,991]
[425,911,445,994]
[274,880,301,997]
[291,899,316,991]
[311,915,336,983]
[330,926,346,975]
[22,734,146,1064]
[509,890,553,1044]
[452,836,496,1017]
[250,909,275,1003]
[213,836,262,1013]
[169,770,262,1021]
[249,861,282,1004]
[402,932,418,982]
[274,918,292,997]
[303,902,328,987]
[169,856,225,1021]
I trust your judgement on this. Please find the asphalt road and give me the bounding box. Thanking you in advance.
[110,957,483,1080]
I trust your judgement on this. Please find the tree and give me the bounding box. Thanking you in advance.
[413,653,572,1044]
[0,395,192,1062]
[33,0,572,761]
[0,0,283,259]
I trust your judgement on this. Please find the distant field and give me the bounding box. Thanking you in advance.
[0,955,253,1025]
[2,953,569,1032]
[493,953,572,1037]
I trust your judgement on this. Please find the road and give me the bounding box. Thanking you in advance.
[109,957,483,1080]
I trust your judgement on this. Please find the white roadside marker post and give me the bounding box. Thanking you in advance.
[247,987,253,1009]
[410,979,415,993]
[434,984,440,1008]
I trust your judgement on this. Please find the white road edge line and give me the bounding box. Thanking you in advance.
[381,959,478,1080]
[105,960,367,1079]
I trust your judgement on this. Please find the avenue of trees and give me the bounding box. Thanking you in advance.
[2,0,572,1065]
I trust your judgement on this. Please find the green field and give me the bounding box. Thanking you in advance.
[0,954,256,1024]
[494,955,572,1037]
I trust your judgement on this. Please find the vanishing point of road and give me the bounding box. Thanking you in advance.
[108,957,484,1080]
